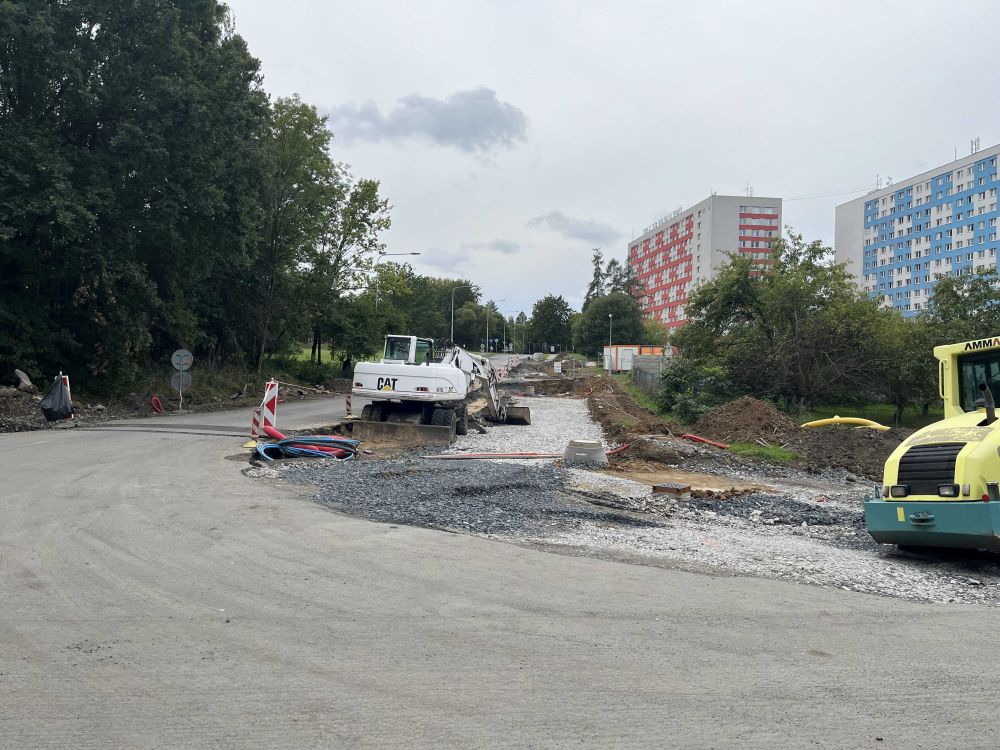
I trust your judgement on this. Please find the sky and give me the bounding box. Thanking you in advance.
[226,0,1000,316]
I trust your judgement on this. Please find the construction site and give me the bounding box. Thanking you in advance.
[232,352,1000,607]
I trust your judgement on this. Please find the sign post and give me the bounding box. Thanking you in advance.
[170,349,193,413]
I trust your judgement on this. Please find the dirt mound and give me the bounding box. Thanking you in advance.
[0,387,46,432]
[693,397,798,444]
[692,396,906,480]
[791,425,906,481]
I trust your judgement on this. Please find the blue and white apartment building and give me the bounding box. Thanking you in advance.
[835,144,1000,315]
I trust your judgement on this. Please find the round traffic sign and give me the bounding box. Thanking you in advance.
[171,349,193,371]
[170,371,192,392]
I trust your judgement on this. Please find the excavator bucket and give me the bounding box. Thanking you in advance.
[504,406,531,425]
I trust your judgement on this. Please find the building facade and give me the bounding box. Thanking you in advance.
[627,195,782,328]
[835,146,1000,315]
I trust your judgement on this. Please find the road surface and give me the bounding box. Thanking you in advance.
[2,398,999,749]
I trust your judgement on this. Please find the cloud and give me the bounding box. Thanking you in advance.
[527,210,622,247]
[419,238,522,273]
[326,87,527,152]
[462,239,520,255]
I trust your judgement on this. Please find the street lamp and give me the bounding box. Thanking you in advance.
[450,284,473,343]
[608,313,613,374]
[485,299,506,354]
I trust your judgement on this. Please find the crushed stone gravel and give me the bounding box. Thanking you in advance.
[447,396,606,456]
[261,394,1000,607]
[282,459,661,536]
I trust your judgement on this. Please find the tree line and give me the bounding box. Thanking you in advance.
[0,1,653,392]
[661,232,999,423]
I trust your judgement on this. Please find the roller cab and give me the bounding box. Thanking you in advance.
[865,336,1000,550]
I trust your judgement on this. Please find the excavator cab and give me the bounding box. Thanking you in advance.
[382,336,435,365]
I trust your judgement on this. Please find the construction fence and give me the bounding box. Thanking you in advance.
[630,354,669,395]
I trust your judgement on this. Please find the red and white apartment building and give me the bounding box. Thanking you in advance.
[627,195,782,329]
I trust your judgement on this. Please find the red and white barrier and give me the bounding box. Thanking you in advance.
[346,393,352,415]
[249,379,279,441]
[62,373,74,421]
[261,379,278,431]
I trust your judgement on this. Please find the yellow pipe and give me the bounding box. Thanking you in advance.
[799,416,891,431]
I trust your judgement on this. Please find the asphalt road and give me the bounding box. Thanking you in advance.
[2,398,999,749]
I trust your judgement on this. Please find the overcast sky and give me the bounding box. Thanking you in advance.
[226,0,1000,315]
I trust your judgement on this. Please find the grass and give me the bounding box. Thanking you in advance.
[728,442,800,464]
[610,374,664,416]
[800,402,944,430]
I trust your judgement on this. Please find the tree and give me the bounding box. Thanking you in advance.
[642,318,667,347]
[675,232,885,409]
[878,313,938,424]
[0,0,270,388]
[606,257,642,297]
[583,249,605,309]
[573,293,644,356]
[301,176,391,364]
[529,294,573,351]
[924,269,1000,342]
[252,96,343,371]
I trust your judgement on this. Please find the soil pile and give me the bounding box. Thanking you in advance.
[692,396,906,480]
[693,397,798,444]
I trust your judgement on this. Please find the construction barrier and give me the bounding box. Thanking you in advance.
[248,380,279,443]
[346,393,352,415]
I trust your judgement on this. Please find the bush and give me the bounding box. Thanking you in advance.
[656,358,732,422]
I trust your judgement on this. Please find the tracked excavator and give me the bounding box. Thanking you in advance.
[351,335,530,444]
[865,335,1000,551]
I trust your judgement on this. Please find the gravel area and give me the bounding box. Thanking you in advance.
[260,394,1000,607]
[282,459,660,535]
[447,396,606,455]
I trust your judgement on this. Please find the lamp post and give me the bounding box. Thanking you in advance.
[608,313,613,374]
[485,299,506,354]
[450,284,473,343]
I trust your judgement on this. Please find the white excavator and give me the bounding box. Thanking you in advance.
[351,335,530,443]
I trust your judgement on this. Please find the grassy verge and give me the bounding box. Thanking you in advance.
[610,374,664,416]
[728,442,799,464]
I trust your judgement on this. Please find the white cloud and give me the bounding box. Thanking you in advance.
[326,87,527,153]
[528,211,621,247]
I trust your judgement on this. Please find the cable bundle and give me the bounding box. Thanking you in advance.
[255,425,360,461]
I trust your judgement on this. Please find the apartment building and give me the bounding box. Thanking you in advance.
[627,195,782,328]
[835,145,1000,314]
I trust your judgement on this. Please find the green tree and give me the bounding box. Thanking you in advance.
[878,313,938,424]
[924,268,1000,341]
[529,294,573,350]
[642,318,667,347]
[573,293,643,356]
[301,176,392,364]
[0,0,269,388]
[252,96,343,371]
[606,257,642,296]
[676,232,885,409]
[583,249,605,309]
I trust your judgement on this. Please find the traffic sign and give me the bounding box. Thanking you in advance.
[170,371,192,392]
[171,349,193,371]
